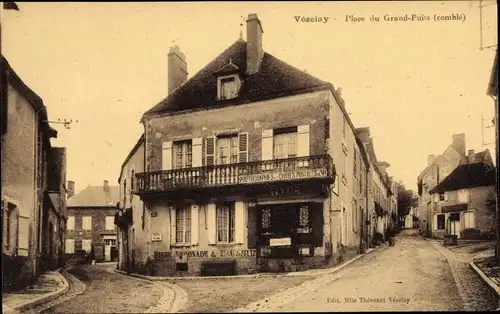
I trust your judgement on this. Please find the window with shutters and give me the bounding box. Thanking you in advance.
[176,206,191,243]
[67,216,75,230]
[82,239,92,252]
[341,145,348,181]
[353,148,357,178]
[217,136,238,165]
[65,239,75,254]
[352,199,358,232]
[173,140,192,169]
[3,202,18,252]
[82,216,92,231]
[463,211,475,229]
[217,202,235,243]
[342,116,346,138]
[130,169,135,192]
[273,128,297,159]
[123,179,127,208]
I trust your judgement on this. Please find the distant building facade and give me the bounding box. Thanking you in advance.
[1,56,67,291]
[66,181,119,262]
[429,152,495,239]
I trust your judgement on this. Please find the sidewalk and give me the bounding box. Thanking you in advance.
[114,246,381,282]
[469,249,500,306]
[2,270,70,314]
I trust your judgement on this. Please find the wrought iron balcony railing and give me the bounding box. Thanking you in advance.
[136,154,334,194]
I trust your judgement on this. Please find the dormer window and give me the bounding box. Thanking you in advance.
[214,59,242,101]
[219,75,239,100]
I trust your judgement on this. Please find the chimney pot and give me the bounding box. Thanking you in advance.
[168,45,188,94]
[246,13,264,75]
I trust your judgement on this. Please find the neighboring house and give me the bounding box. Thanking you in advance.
[66,181,119,262]
[122,13,397,276]
[404,207,418,229]
[1,56,67,291]
[356,128,394,244]
[115,135,150,273]
[428,153,495,239]
[416,133,469,237]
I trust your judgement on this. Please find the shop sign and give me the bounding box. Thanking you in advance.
[269,237,292,247]
[151,232,162,242]
[240,168,327,184]
[153,249,257,260]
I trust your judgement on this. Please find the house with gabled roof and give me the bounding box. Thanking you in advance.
[416,132,493,237]
[66,180,120,262]
[428,154,495,239]
[121,13,398,276]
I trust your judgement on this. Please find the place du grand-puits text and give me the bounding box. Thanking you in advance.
[345,13,466,23]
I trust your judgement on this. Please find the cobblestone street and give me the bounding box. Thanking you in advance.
[34,264,163,313]
[236,234,498,312]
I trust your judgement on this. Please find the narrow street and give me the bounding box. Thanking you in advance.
[244,233,498,312]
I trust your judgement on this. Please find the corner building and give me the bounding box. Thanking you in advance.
[134,14,370,276]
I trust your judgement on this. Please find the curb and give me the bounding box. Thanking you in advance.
[113,246,383,281]
[13,269,70,313]
[469,253,500,306]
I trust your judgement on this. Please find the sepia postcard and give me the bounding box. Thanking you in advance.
[1,1,498,313]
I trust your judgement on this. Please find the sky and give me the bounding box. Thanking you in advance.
[2,1,498,193]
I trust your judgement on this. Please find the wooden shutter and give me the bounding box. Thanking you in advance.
[444,192,448,202]
[311,203,324,246]
[261,129,273,161]
[238,133,249,163]
[191,205,199,245]
[234,201,245,244]
[207,203,217,244]
[205,137,215,166]
[192,138,203,168]
[247,205,257,249]
[170,206,176,245]
[297,124,310,157]
[17,215,29,257]
[433,214,438,231]
[162,141,173,170]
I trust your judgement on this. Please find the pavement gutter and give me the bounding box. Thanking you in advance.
[13,268,70,313]
[469,253,500,308]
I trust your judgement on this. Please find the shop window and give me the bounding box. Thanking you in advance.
[261,208,272,229]
[176,206,191,243]
[297,205,311,233]
[437,214,445,230]
[217,202,235,243]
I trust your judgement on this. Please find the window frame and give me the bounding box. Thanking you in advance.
[82,216,92,231]
[216,201,236,243]
[173,140,193,169]
[437,214,446,230]
[67,216,75,230]
[81,239,92,252]
[105,216,115,231]
[216,135,239,165]
[272,128,298,160]
[65,239,75,254]
[175,206,191,244]
[217,75,240,100]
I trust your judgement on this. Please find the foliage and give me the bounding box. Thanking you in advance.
[396,181,418,218]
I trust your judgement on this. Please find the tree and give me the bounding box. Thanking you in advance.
[397,182,418,218]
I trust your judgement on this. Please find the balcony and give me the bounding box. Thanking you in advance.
[136,154,334,194]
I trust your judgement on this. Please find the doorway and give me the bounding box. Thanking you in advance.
[447,213,461,238]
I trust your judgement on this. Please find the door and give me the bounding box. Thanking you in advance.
[257,204,297,259]
[448,213,461,238]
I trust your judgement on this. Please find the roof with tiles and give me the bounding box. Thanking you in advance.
[142,39,332,118]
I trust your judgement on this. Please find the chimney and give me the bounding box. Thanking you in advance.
[246,13,264,75]
[468,149,475,163]
[451,133,466,155]
[377,161,390,174]
[427,154,437,166]
[355,127,371,144]
[168,45,188,94]
[103,180,109,192]
[67,181,75,199]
